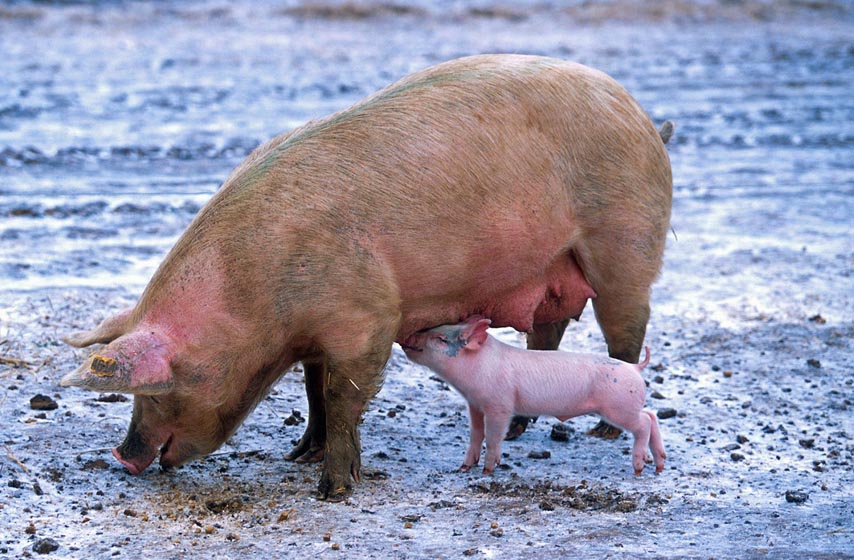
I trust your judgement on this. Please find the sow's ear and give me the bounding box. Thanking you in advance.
[462,318,492,351]
[63,307,134,348]
[61,329,174,395]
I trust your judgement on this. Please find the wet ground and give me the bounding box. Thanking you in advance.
[1,1,853,558]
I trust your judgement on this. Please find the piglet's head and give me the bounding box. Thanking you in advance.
[403,316,491,368]
[61,327,224,475]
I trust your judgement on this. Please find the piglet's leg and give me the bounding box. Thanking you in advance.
[622,412,653,475]
[462,403,484,471]
[646,410,667,473]
[482,411,513,474]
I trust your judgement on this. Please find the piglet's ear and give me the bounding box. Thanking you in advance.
[61,328,174,395]
[462,318,491,351]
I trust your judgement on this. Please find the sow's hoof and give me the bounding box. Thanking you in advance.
[586,419,623,439]
[317,471,354,502]
[505,415,537,441]
[317,453,361,502]
[284,443,324,464]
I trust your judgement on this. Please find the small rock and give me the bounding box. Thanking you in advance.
[736,435,750,444]
[8,479,23,489]
[722,443,741,452]
[653,375,665,384]
[799,438,815,449]
[123,509,137,517]
[25,523,36,535]
[277,509,296,522]
[32,538,59,554]
[785,490,809,503]
[29,395,58,411]
[96,394,128,403]
[539,500,555,511]
[806,359,821,369]
[283,409,304,426]
[657,408,677,419]
[731,453,745,462]
[33,482,43,496]
[808,314,826,324]
[550,423,571,442]
[82,459,109,471]
[650,391,666,400]
[528,450,551,460]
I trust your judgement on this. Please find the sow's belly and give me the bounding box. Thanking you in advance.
[396,252,596,341]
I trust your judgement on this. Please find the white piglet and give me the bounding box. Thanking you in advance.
[403,316,666,475]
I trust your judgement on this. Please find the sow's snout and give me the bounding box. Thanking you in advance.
[111,398,170,475]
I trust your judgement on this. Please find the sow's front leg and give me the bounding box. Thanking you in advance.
[505,317,571,440]
[316,317,396,501]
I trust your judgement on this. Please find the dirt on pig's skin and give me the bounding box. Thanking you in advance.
[1,1,853,558]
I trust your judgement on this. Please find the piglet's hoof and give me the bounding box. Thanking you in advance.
[586,419,623,439]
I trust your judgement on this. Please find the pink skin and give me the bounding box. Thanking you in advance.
[403,317,666,475]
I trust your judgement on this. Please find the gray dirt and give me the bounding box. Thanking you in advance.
[1,1,852,558]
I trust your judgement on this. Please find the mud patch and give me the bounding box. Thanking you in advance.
[469,479,643,513]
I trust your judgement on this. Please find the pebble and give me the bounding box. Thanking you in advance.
[785,490,809,503]
[283,409,304,426]
[32,538,59,554]
[29,395,58,411]
[657,408,677,419]
[528,450,551,460]
[550,423,571,442]
[96,393,128,403]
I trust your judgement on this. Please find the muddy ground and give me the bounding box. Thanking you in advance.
[1,1,852,559]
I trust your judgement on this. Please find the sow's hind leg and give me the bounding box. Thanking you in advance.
[285,359,326,464]
[505,318,571,440]
[582,220,668,439]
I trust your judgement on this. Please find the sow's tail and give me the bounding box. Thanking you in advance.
[658,121,675,145]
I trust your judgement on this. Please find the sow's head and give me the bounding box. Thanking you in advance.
[61,327,231,475]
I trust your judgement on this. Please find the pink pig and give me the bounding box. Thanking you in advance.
[403,317,666,475]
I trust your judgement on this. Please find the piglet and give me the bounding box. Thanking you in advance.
[403,317,666,475]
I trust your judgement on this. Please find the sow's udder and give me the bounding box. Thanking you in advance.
[489,254,596,332]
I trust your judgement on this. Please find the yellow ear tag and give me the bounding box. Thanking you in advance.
[90,355,118,377]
